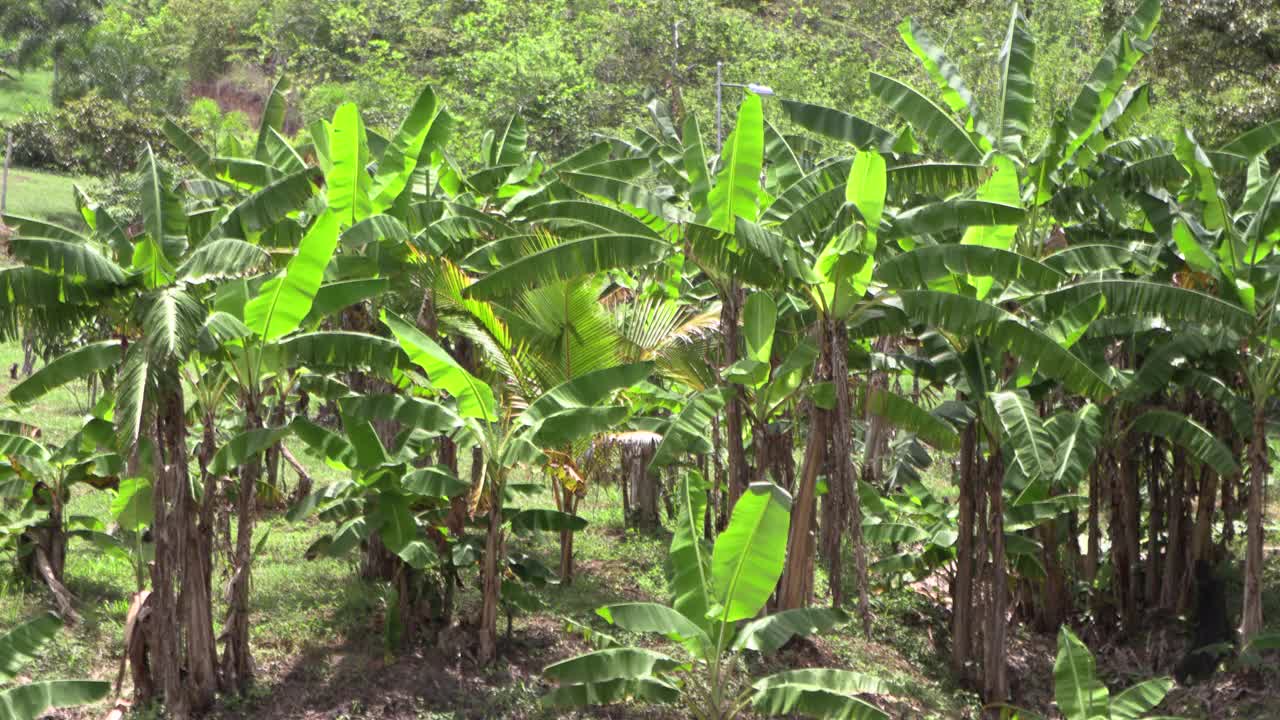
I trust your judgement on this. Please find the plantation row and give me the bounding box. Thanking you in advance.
[1,0,1278,718]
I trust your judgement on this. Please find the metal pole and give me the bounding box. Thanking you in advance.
[715,61,723,155]
[672,21,680,77]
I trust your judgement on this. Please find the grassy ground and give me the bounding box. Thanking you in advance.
[0,69,88,227]
[0,69,52,123]
[1,167,89,226]
[0,336,1276,718]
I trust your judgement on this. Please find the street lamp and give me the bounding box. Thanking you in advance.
[715,61,774,153]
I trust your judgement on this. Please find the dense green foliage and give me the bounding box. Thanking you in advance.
[4,1,1279,172]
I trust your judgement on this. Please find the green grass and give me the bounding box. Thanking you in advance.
[0,70,89,227]
[0,69,52,122]
[2,167,90,226]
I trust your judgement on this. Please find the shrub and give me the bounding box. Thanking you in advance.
[2,93,168,175]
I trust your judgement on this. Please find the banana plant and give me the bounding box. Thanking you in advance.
[0,413,122,621]
[860,396,1102,591]
[286,387,473,652]
[0,613,109,719]
[543,472,892,720]
[995,627,1183,720]
[379,307,652,662]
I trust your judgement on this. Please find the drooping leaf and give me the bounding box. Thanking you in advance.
[1047,404,1103,491]
[597,602,711,653]
[178,238,271,282]
[290,417,357,470]
[1041,280,1252,333]
[382,311,496,421]
[10,341,121,405]
[0,680,111,720]
[650,388,731,468]
[211,167,319,240]
[521,363,653,427]
[338,394,462,435]
[990,390,1053,484]
[544,647,682,684]
[465,235,669,300]
[540,677,679,709]
[211,427,291,475]
[162,119,215,176]
[1130,410,1239,477]
[402,466,468,498]
[302,278,389,327]
[751,669,891,720]
[532,406,630,447]
[867,389,959,452]
[508,509,588,534]
[876,245,1063,292]
[0,613,62,682]
[1219,120,1280,159]
[886,200,1024,240]
[743,293,777,364]
[778,100,893,150]
[141,287,204,361]
[847,150,887,249]
[111,477,153,531]
[1110,677,1174,720]
[869,73,982,163]
[114,346,150,450]
[280,331,408,373]
[863,523,931,544]
[7,238,127,287]
[896,291,1113,400]
[732,608,848,654]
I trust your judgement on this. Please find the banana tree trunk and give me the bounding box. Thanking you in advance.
[710,414,725,532]
[151,382,217,718]
[1241,403,1268,642]
[1222,463,1237,547]
[720,286,750,509]
[19,479,77,622]
[1084,463,1101,584]
[1144,440,1164,606]
[981,450,1008,710]
[477,484,504,664]
[952,422,977,680]
[815,319,844,601]
[1186,463,1220,612]
[1161,447,1188,609]
[629,443,659,530]
[823,320,870,633]
[778,401,826,611]
[1037,516,1066,633]
[1113,438,1140,634]
[262,390,289,508]
[558,491,579,583]
[222,393,260,692]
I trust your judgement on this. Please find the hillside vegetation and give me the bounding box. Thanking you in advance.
[0,2,1278,720]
